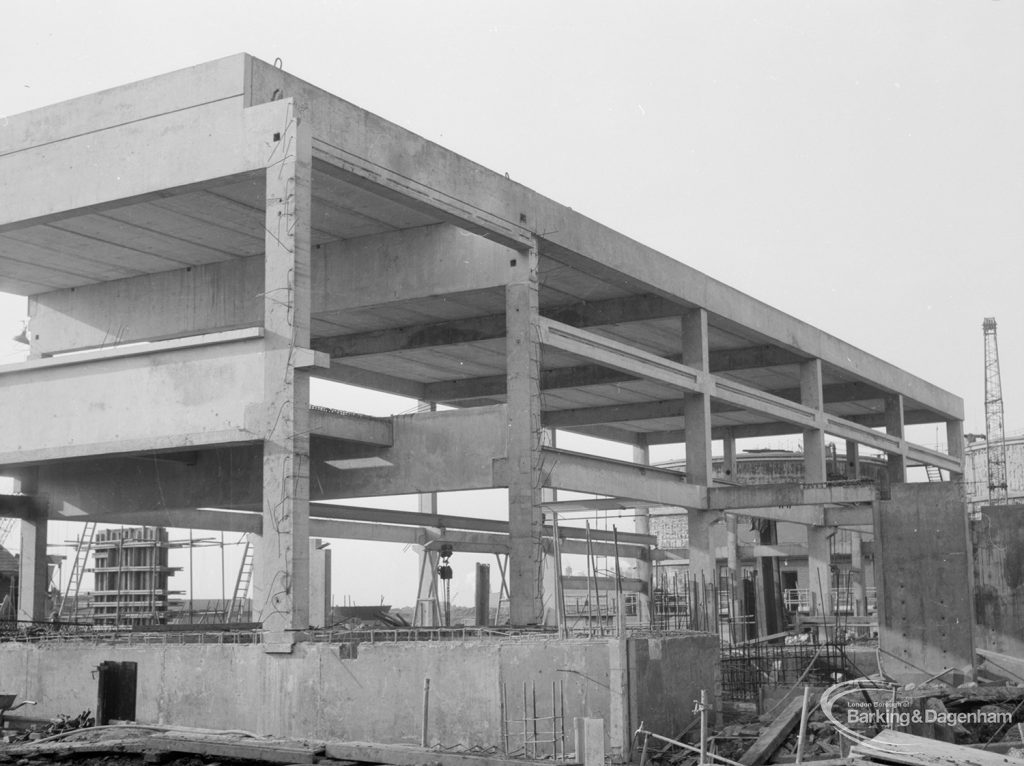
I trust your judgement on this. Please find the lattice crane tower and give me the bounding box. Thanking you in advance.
[983,317,1009,504]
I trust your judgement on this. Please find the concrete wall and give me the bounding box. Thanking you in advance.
[973,504,1024,657]
[0,635,717,758]
[628,633,719,741]
[874,483,975,683]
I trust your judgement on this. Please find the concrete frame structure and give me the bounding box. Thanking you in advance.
[0,55,965,643]
[648,449,888,634]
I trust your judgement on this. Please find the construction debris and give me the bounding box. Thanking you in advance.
[640,659,1024,766]
[737,695,807,765]
[2,709,94,743]
[849,729,1024,765]
[0,724,567,766]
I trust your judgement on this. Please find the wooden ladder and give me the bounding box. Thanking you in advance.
[227,535,254,622]
[58,522,97,618]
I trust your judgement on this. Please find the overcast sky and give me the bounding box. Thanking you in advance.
[2,1,1022,608]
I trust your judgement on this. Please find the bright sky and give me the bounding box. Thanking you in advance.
[2,1,1022,609]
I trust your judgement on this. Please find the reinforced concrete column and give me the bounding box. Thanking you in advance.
[414,401,440,627]
[506,242,543,626]
[946,419,965,482]
[255,101,312,638]
[850,531,865,616]
[845,440,860,480]
[682,309,715,626]
[15,470,46,623]
[801,360,831,618]
[632,434,652,625]
[540,428,561,628]
[844,440,866,617]
[885,394,907,485]
[722,432,743,638]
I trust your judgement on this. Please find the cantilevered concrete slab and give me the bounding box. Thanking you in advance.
[0,54,965,630]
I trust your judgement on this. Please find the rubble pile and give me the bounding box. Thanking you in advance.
[644,677,1024,765]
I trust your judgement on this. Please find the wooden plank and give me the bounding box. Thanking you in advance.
[4,738,150,758]
[850,728,1024,765]
[146,733,320,764]
[325,741,576,766]
[738,695,806,765]
[978,648,1024,683]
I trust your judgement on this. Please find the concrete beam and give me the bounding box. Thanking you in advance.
[713,505,874,527]
[317,294,803,364]
[314,293,681,358]
[541,498,651,514]
[551,538,651,561]
[313,225,514,314]
[28,258,264,357]
[148,515,637,560]
[307,503,655,547]
[309,409,393,446]
[29,448,263,521]
[91,508,261,533]
[311,405,508,498]
[500,448,705,508]
[311,520,510,552]
[537,320,962,472]
[433,351,815,406]
[581,408,943,447]
[561,576,646,594]
[537,318,821,429]
[0,494,42,519]
[2,55,248,156]
[58,460,254,521]
[707,484,876,510]
[318,314,507,358]
[733,543,807,559]
[0,330,270,465]
[314,362,426,400]
[28,222,509,356]
[537,235,964,422]
[0,97,296,238]
[545,400,686,429]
